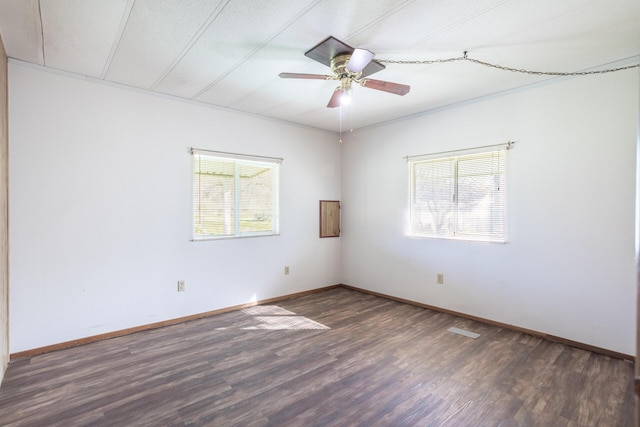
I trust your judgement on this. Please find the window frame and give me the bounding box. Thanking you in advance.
[191,149,281,241]
[408,148,507,243]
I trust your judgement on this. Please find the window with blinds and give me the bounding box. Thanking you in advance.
[409,149,506,242]
[192,150,280,240]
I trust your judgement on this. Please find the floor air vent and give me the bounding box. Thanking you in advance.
[447,327,480,339]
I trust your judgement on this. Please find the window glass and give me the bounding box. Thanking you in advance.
[410,150,505,242]
[193,152,279,240]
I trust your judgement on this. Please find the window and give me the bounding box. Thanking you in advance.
[409,149,506,242]
[192,149,280,240]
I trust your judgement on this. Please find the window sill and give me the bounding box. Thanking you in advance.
[407,233,507,244]
[192,233,281,242]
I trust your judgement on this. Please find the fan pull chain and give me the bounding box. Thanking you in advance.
[350,91,354,135]
[339,105,343,144]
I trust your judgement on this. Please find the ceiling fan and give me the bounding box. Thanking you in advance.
[279,36,410,108]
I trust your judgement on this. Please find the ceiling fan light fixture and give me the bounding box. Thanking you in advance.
[340,90,352,106]
[279,35,411,128]
[347,48,375,73]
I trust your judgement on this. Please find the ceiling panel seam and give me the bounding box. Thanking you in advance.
[492,1,602,48]
[100,0,136,80]
[9,58,337,135]
[385,0,514,58]
[32,0,44,65]
[345,0,417,42]
[149,0,232,91]
[189,0,325,101]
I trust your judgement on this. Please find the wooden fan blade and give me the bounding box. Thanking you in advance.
[303,36,385,78]
[360,60,385,78]
[361,79,410,96]
[347,48,374,73]
[279,72,331,80]
[327,88,344,108]
[305,36,353,67]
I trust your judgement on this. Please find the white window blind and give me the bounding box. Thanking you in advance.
[192,149,280,240]
[410,149,506,242]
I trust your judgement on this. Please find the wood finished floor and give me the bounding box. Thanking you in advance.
[0,287,634,426]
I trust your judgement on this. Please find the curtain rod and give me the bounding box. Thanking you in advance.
[190,147,284,163]
[404,141,516,161]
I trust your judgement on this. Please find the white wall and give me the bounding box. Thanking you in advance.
[8,62,342,353]
[0,34,8,384]
[8,61,639,356]
[341,71,639,355]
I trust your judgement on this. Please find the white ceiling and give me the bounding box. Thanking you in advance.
[0,0,638,132]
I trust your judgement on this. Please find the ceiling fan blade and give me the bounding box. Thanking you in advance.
[303,36,385,77]
[360,60,385,78]
[347,48,374,73]
[327,87,344,108]
[305,36,353,67]
[279,72,331,80]
[361,79,410,96]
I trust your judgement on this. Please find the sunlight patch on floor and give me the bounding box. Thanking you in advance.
[215,305,330,330]
[243,315,329,330]
[242,306,296,316]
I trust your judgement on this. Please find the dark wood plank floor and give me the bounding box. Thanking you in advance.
[0,287,634,426]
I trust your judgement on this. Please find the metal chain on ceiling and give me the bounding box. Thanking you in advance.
[377,52,640,76]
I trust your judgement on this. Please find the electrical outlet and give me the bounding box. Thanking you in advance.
[284,266,290,275]
[437,274,444,285]
[177,280,186,292]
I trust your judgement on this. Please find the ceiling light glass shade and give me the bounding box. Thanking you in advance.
[340,90,352,106]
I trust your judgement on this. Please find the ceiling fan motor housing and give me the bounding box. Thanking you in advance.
[331,53,361,85]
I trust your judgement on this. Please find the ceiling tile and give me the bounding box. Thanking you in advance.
[154,0,323,99]
[0,0,42,64]
[105,0,226,89]
[345,0,514,53]
[40,0,130,77]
